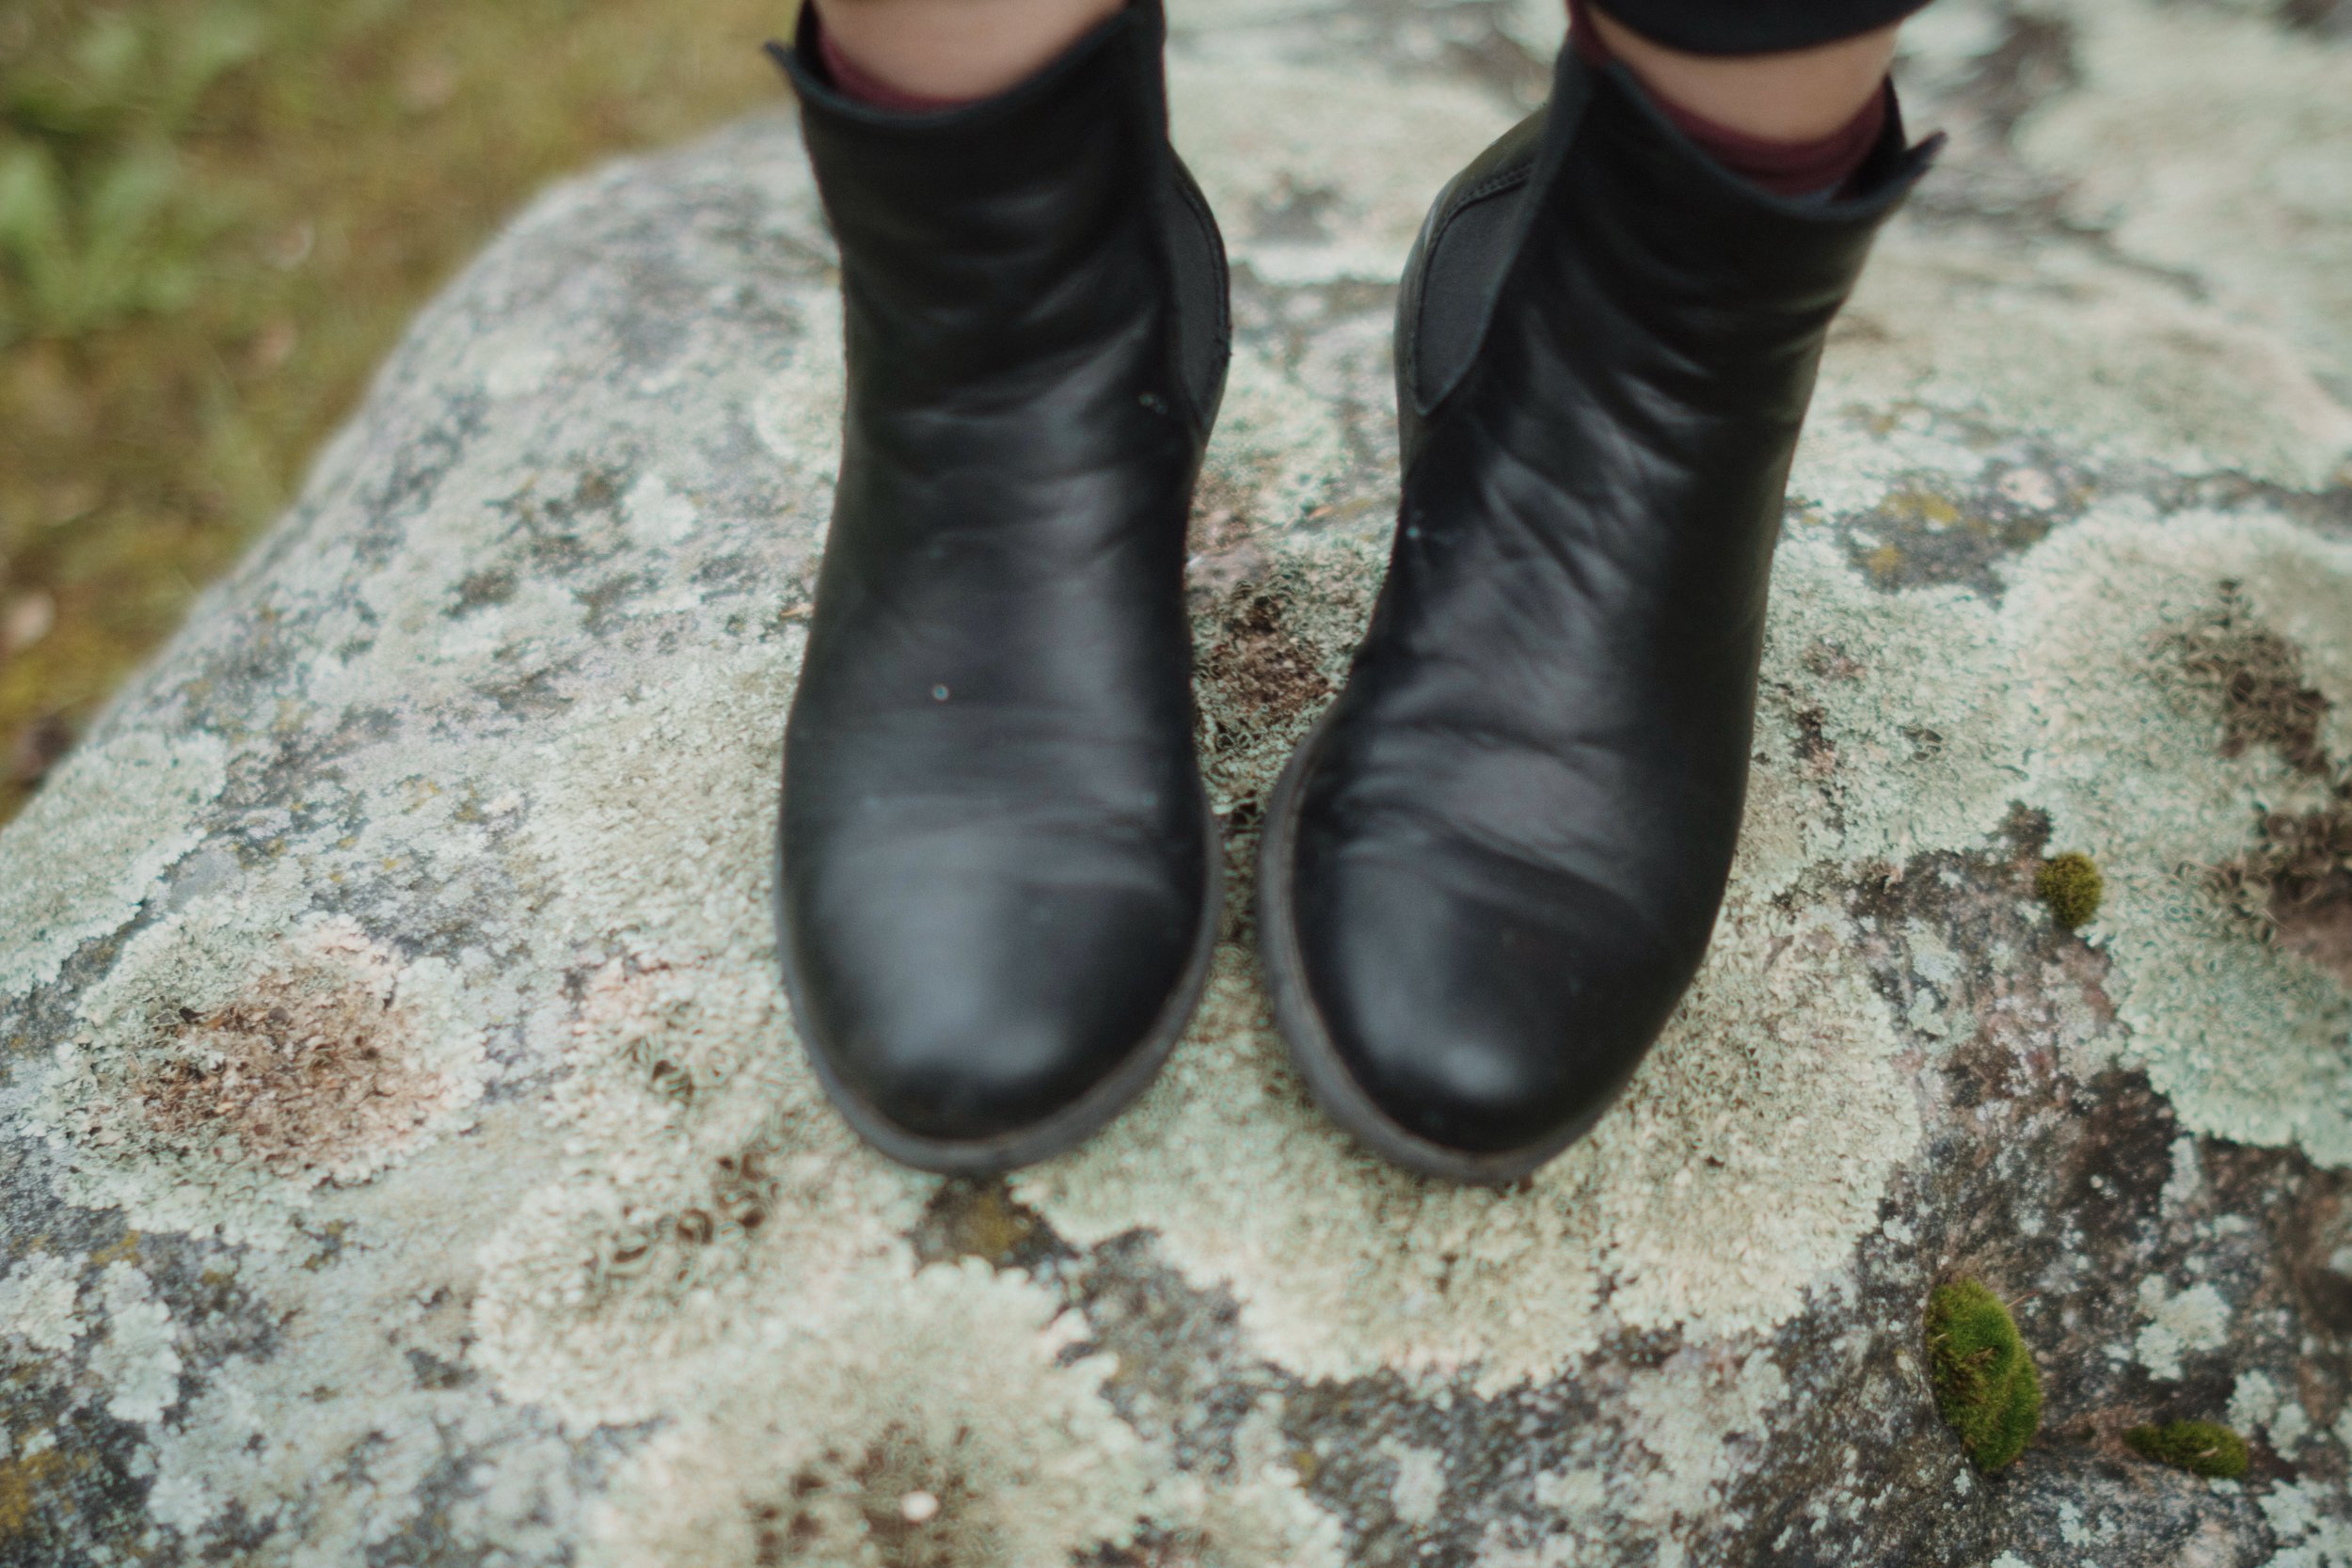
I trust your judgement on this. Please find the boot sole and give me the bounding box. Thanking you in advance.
[1255,709,1622,1185]
[774,796,1224,1178]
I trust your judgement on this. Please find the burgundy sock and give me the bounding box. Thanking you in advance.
[1568,0,1888,199]
[816,21,987,112]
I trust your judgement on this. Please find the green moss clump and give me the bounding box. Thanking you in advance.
[2125,1419,2249,1480]
[2036,851,2105,930]
[1925,1278,2042,1470]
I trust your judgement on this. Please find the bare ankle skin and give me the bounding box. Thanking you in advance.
[811,0,1123,100]
[1581,4,1900,140]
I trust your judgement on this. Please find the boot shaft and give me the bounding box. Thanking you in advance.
[774,2,1184,402]
[1516,55,1938,420]
[1406,52,1938,456]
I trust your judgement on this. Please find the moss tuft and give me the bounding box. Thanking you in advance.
[1925,1277,2042,1470]
[2036,851,2105,929]
[2125,1419,2249,1480]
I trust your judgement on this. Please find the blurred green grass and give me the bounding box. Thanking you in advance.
[0,0,797,823]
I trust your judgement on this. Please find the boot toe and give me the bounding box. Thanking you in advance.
[832,1009,1117,1147]
[1291,835,1697,1164]
[786,843,1205,1149]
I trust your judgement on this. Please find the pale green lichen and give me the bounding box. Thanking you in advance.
[2135,1275,2232,1383]
[469,942,921,1429]
[1802,229,2352,511]
[2012,509,2352,1164]
[87,1260,183,1425]
[0,728,227,1001]
[2260,1480,2352,1566]
[517,639,800,958]
[135,1101,593,1559]
[1022,888,1919,1388]
[2230,1369,2312,1456]
[473,641,929,1429]
[748,289,848,483]
[31,896,490,1245]
[1169,49,1510,288]
[1744,536,2026,886]
[1529,1344,1790,1565]
[2017,0,2352,405]
[578,1261,1150,1566]
[2161,1133,2205,1217]
[582,1259,1342,1568]
[0,1252,86,1355]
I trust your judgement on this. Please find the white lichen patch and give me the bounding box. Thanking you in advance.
[467,597,917,1433]
[566,949,791,1156]
[0,728,227,1001]
[2163,1134,2206,1217]
[750,286,848,483]
[2275,1401,2312,1456]
[127,1091,594,1564]
[1201,340,1382,545]
[2134,1275,2232,1383]
[519,639,799,959]
[1168,46,1512,286]
[1746,535,2025,890]
[0,1250,86,1354]
[2017,0,2352,400]
[2232,1366,2313,1454]
[1141,1469,1348,1568]
[1024,888,1918,1388]
[1806,228,2352,503]
[88,1260,183,1425]
[2260,1479,2352,1568]
[584,1259,1341,1568]
[2233,1368,2287,1439]
[1184,1402,1349,1566]
[580,1261,1147,1567]
[469,941,921,1428]
[1384,1439,1446,1527]
[32,901,488,1243]
[2010,507,2352,1162]
[1515,1345,1790,1567]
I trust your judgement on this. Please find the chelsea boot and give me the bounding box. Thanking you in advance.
[1257,51,1936,1181]
[771,0,1230,1174]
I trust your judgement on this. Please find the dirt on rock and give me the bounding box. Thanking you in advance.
[127,951,452,1178]
[1197,591,1330,730]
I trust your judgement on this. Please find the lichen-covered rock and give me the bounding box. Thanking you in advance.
[4,0,2350,1562]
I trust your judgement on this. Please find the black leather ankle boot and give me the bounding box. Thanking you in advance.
[1256,54,1937,1182]
[771,0,1229,1175]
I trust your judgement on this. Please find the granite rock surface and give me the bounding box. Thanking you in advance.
[4,0,2351,1562]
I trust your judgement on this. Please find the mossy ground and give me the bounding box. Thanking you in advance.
[0,0,799,824]
[2125,1419,2250,1480]
[1925,1278,2042,1470]
[2035,851,2104,930]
